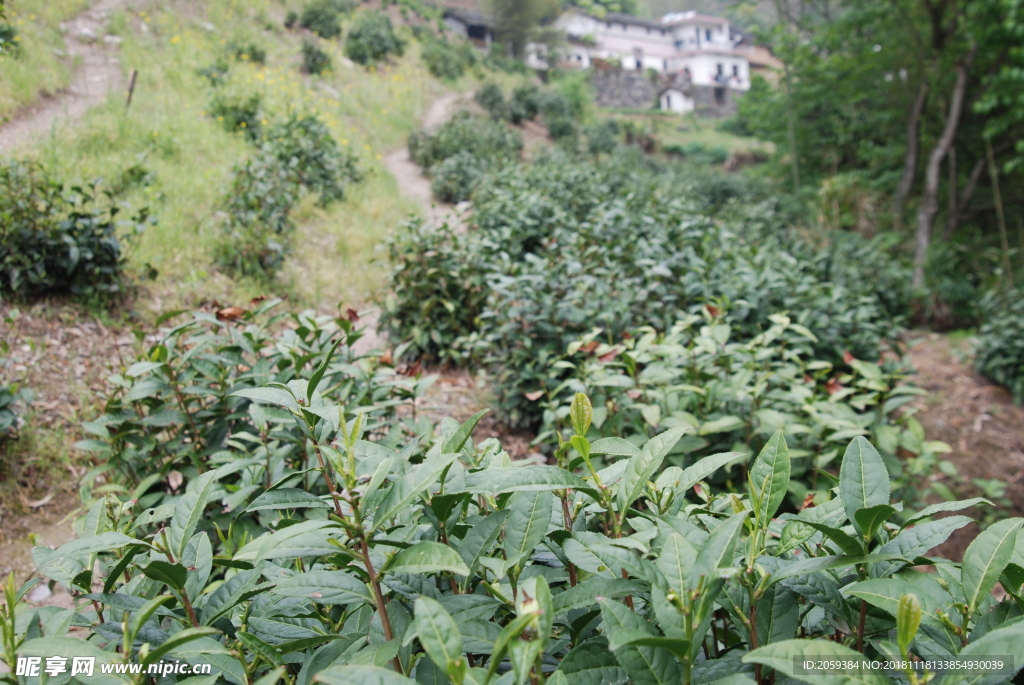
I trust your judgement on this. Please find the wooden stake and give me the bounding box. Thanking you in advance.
[126,69,138,108]
[985,138,1014,289]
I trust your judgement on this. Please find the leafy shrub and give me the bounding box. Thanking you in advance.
[344,11,403,65]
[0,379,32,436]
[197,61,229,86]
[975,287,1024,403]
[0,160,147,301]
[508,83,543,123]
[264,114,362,206]
[381,219,489,363]
[8,361,1024,685]
[0,21,18,55]
[232,41,266,64]
[213,152,301,278]
[208,91,263,141]
[475,82,507,120]
[386,149,911,428]
[546,114,578,143]
[214,114,362,278]
[430,150,487,203]
[537,317,945,510]
[407,111,522,169]
[420,37,474,80]
[301,38,331,75]
[72,302,421,483]
[299,0,343,38]
[664,141,731,165]
[584,119,619,154]
[284,9,298,28]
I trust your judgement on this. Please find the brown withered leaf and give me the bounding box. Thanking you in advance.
[345,308,360,323]
[216,307,246,322]
[580,341,599,354]
[250,295,268,307]
[524,391,544,401]
[825,377,843,395]
[598,347,620,363]
[380,349,393,365]
[843,350,856,365]
[705,305,721,318]
[800,493,817,510]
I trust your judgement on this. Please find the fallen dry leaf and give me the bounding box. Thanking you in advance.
[216,307,246,322]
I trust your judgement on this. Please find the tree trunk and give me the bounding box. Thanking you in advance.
[893,81,929,227]
[986,138,1014,289]
[943,156,985,240]
[912,49,975,288]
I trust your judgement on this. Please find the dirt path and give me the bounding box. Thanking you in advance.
[382,91,473,227]
[0,0,129,154]
[905,332,1024,558]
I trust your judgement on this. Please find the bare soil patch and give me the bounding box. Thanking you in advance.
[904,331,1024,559]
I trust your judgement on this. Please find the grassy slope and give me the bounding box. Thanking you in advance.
[13,0,482,316]
[0,0,90,119]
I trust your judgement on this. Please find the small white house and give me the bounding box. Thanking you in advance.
[659,86,694,113]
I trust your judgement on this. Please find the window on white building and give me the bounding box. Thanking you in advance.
[732,64,739,77]
[705,29,712,41]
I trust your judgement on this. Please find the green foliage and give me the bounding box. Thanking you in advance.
[508,83,543,123]
[71,302,421,484]
[299,0,347,39]
[583,120,619,155]
[475,82,508,121]
[664,141,730,166]
[387,149,912,429]
[214,114,361,278]
[301,38,331,75]
[381,219,489,364]
[344,11,404,66]
[232,41,266,64]
[975,287,1024,403]
[0,160,148,301]
[430,151,487,203]
[208,92,263,141]
[0,21,17,56]
[0,372,31,437]
[407,111,522,169]
[213,151,301,278]
[284,10,298,29]
[538,317,946,511]
[264,114,363,206]
[420,37,475,80]
[8,359,1024,684]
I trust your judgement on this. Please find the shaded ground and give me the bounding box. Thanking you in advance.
[905,331,1024,559]
[0,300,134,599]
[0,0,129,153]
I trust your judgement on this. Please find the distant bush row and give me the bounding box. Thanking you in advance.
[284,3,404,70]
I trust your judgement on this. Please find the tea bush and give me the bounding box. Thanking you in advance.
[384,149,912,428]
[301,38,331,75]
[299,0,344,38]
[509,83,543,124]
[344,11,404,65]
[0,378,31,436]
[407,111,522,169]
[430,150,487,203]
[232,41,266,64]
[0,21,18,55]
[0,160,149,301]
[536,317,946,511]
[583,120,620,155]
[208,92,263,141]
[8,355,1024,684]
[381,219,489,365]
[420,37,475,80]
[72,302,425,485]
[284,10,298,28]
[213,151,301,278]
[665,141,731,166]
[476,82,508,121]
[213,112,361,278]
[264,114,362,206]
[975,287,1024,403]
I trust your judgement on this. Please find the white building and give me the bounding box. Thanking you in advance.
[549,9,752,92]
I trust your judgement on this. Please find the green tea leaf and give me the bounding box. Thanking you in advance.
[388,541,471,576]
[503,490,554,568]
[414,596,462,675]
[464,466,588,495]
[839,437,891,536]
[245,488,331,512]
[962,517,1023,615]
[272,570,373,606]
[750,430,790,527]
[315,665,418,685]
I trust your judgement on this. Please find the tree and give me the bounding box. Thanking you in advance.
[490,0,558,58]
